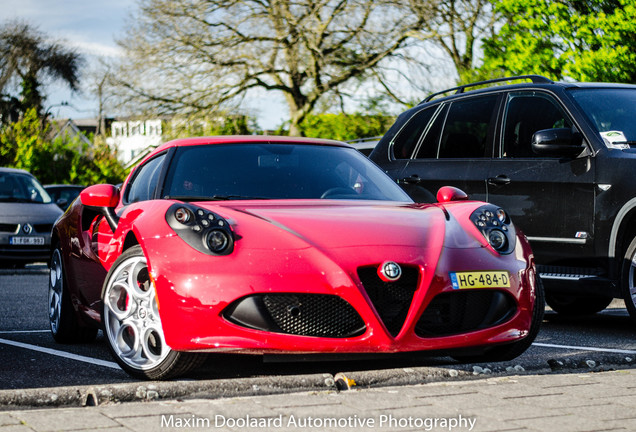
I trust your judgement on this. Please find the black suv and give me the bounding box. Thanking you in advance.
[369,75,636,321]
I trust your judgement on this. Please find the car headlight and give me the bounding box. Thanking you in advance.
[471,205,516,254]
[166,203,235,255]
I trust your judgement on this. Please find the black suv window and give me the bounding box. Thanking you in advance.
[392,106,438,159]
[414,105,448,159]
[437,95,498,158]
[502,92,573,158]
[126,153,166,203]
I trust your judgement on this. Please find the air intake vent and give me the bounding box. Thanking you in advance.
[357,265,419,337]
[224,294,366,338]
[415,290,516,338]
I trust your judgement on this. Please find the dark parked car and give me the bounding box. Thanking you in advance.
[0,168,63,266]
[370,75,636,321]
[44,184,85,210]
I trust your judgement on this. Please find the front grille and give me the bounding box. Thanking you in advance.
[357,265,419,337]
[34,224,53,233]
[0,224,18,233]
[415,290,517,338]
[224,294,366,338]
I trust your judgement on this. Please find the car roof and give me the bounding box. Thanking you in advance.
[0,167,33,176]
[420,77,636,106]
[154,135,350,153]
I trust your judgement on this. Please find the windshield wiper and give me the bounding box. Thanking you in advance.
[164,195,269,201]
[210,195,269,201]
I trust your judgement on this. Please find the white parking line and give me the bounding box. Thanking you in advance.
[0,337,120,370]
[0,330,50,334]
[533,342,636,355]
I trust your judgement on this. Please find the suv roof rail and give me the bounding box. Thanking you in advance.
[421,75,554,104]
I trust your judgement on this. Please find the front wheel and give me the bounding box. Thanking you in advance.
[453,273,545,363]
[621,236,636,324]
[102,245,206,380]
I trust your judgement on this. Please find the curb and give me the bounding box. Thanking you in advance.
[1,347,635,410]
[0,365,479,410]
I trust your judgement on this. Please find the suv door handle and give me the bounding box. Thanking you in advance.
[487,175,511,186]
[399,174,423,185]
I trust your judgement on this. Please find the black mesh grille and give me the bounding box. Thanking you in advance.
[222,293,365,338]
[262,294,365,338]
[357,265,419,337]
[415,290,517,338]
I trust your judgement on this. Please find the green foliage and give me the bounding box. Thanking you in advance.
[163,115,259,140]
[298,113,395,141]
[0,108,126,185]
[479,0,636,82]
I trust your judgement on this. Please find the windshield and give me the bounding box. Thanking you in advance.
[0,172,52,203]
[570,88,636,148]
[163,143,412,202]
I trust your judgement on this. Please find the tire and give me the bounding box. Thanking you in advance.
[453,273,545,363]
[101,245,206,380]
[621,236,636,324]
[545,292,613,316]
[48,247,98,343]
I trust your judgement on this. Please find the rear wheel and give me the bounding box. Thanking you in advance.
[49,247,98,343]
[452,273,545,363]
[545,292,613,316]
[102,245,206,380]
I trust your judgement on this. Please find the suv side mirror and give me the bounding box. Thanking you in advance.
[532,128,585,157]
[80,184,120,231]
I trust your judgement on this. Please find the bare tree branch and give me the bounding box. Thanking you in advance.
[113,0,429,135]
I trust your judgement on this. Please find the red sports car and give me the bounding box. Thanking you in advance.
[48,136,543,379]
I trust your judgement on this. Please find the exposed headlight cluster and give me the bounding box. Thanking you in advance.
[471,205,516,254]
[165,203,235,255]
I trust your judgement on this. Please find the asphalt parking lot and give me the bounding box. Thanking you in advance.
[2,266,636,410]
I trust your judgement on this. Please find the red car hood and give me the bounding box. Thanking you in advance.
[212,200,449,252]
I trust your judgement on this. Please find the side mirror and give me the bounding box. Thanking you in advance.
[532,128,585,157]
[55,198,68,209]
[437,186,469,203]
[80,184,121,231]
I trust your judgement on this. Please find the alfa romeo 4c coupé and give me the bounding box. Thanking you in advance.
[49,136,543,379]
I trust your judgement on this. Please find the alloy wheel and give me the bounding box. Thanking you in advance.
[103,255,169,371]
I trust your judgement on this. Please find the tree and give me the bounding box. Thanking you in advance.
[407,0,500,85]
[113,0,430,136]
[0,20,84,119]
[479,0,636,82]
[163,114,259,140]
[0,108,126,185]
[298,113,394,141]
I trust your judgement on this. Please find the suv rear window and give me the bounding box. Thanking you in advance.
[392,106,437,159]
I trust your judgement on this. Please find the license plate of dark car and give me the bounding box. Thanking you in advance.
[10,236,45,245]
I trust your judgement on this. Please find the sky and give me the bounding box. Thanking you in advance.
[0,0,287,129]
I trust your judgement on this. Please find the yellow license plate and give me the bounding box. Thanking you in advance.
[450,271,510,289]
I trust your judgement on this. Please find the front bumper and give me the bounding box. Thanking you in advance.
[144,233,536,355]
